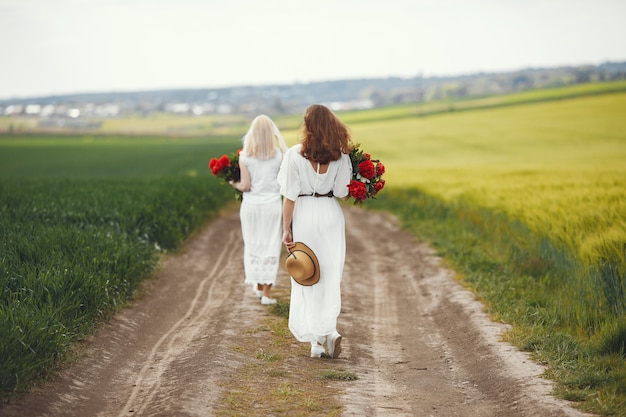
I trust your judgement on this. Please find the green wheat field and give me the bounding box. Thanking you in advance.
[1,81,625,415]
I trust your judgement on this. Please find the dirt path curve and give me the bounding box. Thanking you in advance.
[0,206,591,417]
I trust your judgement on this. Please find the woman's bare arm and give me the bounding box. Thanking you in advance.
[230,161,251,192]
[282,198,295,250]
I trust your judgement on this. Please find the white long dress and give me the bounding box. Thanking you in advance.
[277,144,352,344]
[239,149,283,286]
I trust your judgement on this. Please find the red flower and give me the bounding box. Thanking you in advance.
[373,179,385,193]
[347,143,387,205]
[209,157,220,175]
[208,150,242,201]
[376,162,385,176]
[209,154,235,176]
[348,180,368,201]
[358,159,376,180]
[219,154,230,169]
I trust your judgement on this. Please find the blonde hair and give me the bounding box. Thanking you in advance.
[242,115,288,160]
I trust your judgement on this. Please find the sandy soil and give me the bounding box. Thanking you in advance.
[0,206,593,417]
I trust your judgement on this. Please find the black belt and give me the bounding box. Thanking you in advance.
[298,191,334,198]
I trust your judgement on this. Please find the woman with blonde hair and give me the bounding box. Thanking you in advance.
[277,104,352,358]
[231,115,288,305]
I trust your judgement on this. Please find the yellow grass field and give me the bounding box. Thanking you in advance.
[345,92,626,267]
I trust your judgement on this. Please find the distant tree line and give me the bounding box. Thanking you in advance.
[1,61,625,117]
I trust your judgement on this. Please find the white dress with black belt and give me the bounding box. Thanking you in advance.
[277,144,352,344]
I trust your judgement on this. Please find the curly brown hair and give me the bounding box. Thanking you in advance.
[300,104,353,164]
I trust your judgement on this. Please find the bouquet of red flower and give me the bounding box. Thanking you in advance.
[348,144,386,205]
[208,149,242,200]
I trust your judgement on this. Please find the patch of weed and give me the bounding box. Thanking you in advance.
[320,370,358,381]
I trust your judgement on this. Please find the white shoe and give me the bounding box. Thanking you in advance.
[327,331,342,359]
[261,296,276,305]
[310,344,325,358]
[252,284,263,298]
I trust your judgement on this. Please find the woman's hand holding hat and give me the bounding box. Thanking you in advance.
[282,229,295,250]
[285,242,320,286]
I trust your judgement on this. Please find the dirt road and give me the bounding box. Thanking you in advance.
[0,206,591,416]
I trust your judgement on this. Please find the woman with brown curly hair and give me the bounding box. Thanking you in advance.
[277,104,353,358]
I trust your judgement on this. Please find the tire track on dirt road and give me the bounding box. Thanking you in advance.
[339,207,590,417]
[0,211,255,417]
[115,226,239,416]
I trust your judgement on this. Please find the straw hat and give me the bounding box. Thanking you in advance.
[285,242,320,286]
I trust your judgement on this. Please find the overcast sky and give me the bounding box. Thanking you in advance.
[1,0,625,100]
